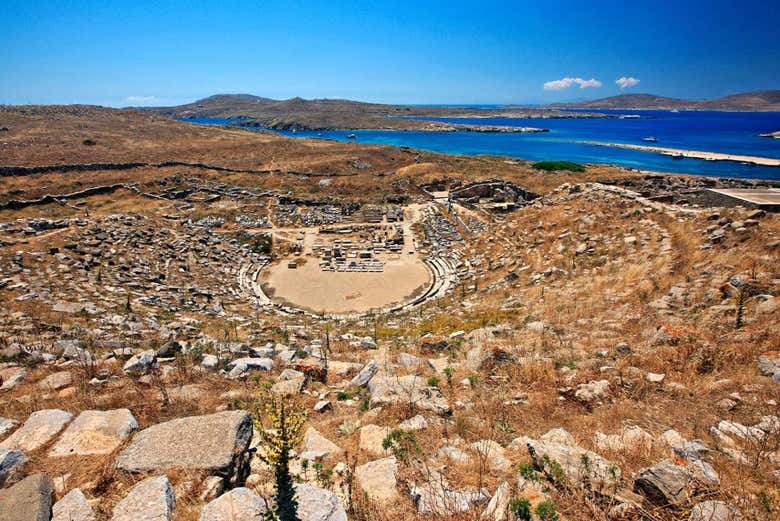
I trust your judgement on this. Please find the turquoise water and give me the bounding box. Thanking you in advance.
[184,111,780,180]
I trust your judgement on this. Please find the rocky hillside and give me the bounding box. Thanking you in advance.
[140,94,606,131]
[0,105,778,521]
[553,90,780,111]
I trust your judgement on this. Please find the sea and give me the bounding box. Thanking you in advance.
[184,110,780,180]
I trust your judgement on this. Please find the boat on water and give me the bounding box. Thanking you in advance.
[346,133,356,139]
[671,153,684,160]
[670,109,680,113]
[642,136,658,143]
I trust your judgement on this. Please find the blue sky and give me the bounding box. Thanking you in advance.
[1,0,778,106]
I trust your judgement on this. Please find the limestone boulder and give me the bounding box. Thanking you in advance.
[634,459,719,507]
[49,409,138,457]
[348,360,378,387]
[122,350,156,374]
[411,479,488,516]
[355,456,398,502]
[0,418,20,440]
[359,425,391,456]
[367,375,451,415]
[38,371,73,392]
[0,473,53,521]
[0,448,28,487]
[689,500,743,521]
[469,439,511,471]
[295,483,347,521]
[111,475,174,521]
[52,488,95,521]
[199,487,267,521]
[0,367,26,391]
[299,428,343,463]
[0,409,73,452]
[522,436,620,492]
[117,411,252,484]
[480,481,510,521]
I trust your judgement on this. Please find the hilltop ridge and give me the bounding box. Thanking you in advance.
[551,90,780,111]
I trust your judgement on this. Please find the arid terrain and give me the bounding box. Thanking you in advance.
[141,95,607,131]
[549,90,780,111]
[0,105,778,521]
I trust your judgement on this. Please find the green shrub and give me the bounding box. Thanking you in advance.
[532,161,585,172]
[427,376,440,387]
[382,429,420,461]
[509,497,532,520]
[536,500,560,521]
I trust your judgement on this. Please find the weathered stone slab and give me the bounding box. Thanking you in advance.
[49,409,138,457]
[295,483,347,521]
[38,371,72,391]
[521,436,620,492]
[0,409,73,452]
[111,475,174,521]
[359,424,391,456]
[299,428,343,463]
[0,417,20,440]
[116,411,251,481]
[355,456,398,502]
[0,448,28,487]
[0,473,53,521]
[199,487,267,521]
[367,375,451,415]
[0,367,26,391]
[52,488,95,521]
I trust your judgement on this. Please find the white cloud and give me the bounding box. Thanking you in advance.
[544,77,602,90]
[615,77,640,89]
[123,95,159,105]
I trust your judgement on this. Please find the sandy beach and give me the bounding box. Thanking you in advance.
[580,141,780,166]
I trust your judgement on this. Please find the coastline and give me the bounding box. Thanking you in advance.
[579,141,780,167]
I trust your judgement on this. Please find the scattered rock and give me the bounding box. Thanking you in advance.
[295,483,347,521]
[359,424,391,456]
[300,428,343,463]
[0,409,73,452]
[480,481,510,521]
[111,475,174,521]
[634,459,718,507]
[0,367,26,391]
[199,487,267,521]
[688,500,743,521]
[49,409,138,457]
[0,473,53,521]
[367,375,451,415]
[117,411,252,485]
[411,478,488,516]
[52,488,95,521]
[0,448,28,487]
[122,350,156,374]
[355,456,398,502]
[522,434,620,492]
[348,360,378,387]
[38,371,73,391]
[0,418,20,440]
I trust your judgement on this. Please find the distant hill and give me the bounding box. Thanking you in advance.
[551,90,780,111]
[139,94,605,131]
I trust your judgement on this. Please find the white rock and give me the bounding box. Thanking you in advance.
[0,409,73,452]
[111,475,174,521]
[199,487,266,521]
[355,456,398,502]
[49,409,138,457]
[52,488,95,521]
